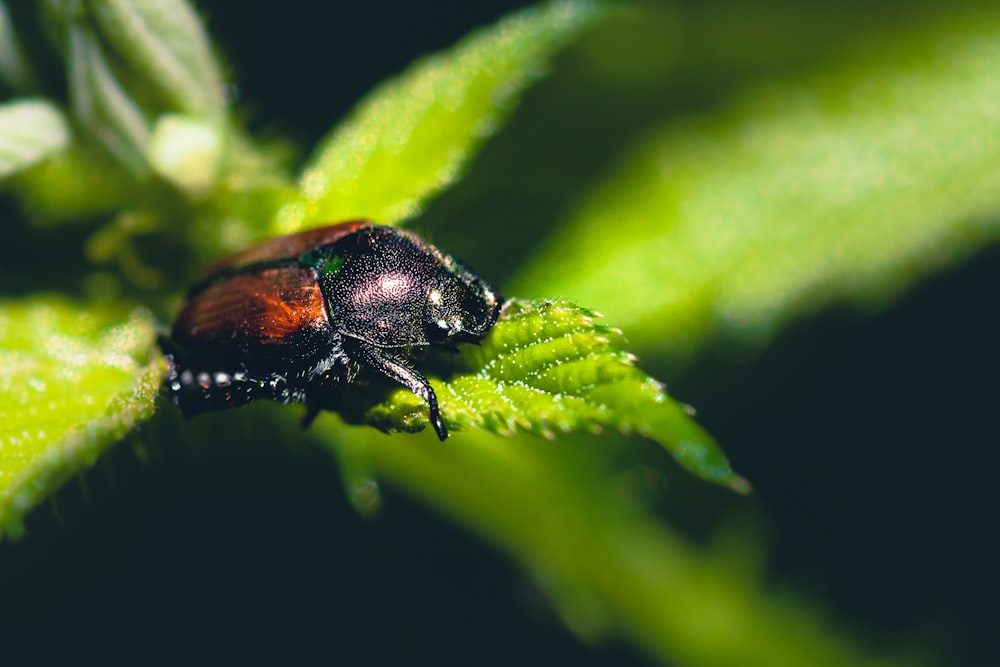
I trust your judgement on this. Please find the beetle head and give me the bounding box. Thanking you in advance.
[423,266,501,346]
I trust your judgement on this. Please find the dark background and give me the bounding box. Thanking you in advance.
[2,1,998,665]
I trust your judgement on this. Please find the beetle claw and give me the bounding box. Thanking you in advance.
[427,399,448,441]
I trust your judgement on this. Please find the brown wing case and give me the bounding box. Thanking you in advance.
[204,221,373,274]
[173,264,329,346]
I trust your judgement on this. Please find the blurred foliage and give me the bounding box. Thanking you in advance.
[0,299,161,539]
[512,3,1000,362]
[2,0,999,665]
[280,0,597,231]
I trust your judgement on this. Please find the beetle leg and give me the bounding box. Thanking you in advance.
[301,404,321,428]
[351,341,448,441]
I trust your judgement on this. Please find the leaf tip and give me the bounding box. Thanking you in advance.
[727,474,753,495]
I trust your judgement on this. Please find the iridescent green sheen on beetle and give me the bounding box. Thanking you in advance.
[160,222,501,439]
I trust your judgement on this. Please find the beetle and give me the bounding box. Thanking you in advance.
[159,221,501,440]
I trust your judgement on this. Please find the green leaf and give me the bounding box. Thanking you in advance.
[362,299,748,493]
[275,0,601,233]
[0,0,38,92]
[89,0,226,119]
[0,99,70,180]
[511,8,1000,360]
[148,113,224,194]
[315,417,901,667]
[0,299,162,539]
[46,0,227,180]
[67,22,152,177]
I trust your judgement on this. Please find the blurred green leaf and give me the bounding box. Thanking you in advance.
[275,0,601,233]
[364,298,748,492]
[0,0,37,92]
[67,21,151,178]
[317,418,907,667]
[0,98,70,179]
[0,299,162,539]
[512,8,1000,361]
[44,0,227,181]
[148,113,224,195]
[89,0,226,119]
[8,144,137,225]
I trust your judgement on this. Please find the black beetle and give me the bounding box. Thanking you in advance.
[160,221,501,440]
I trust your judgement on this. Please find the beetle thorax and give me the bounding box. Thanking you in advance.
[321,232,437,347]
